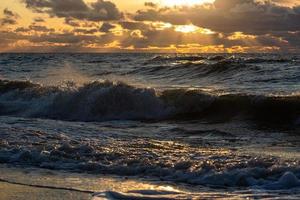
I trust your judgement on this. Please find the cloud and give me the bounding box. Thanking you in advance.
[1,0,299,52]
[144,2,158,8]
[64,18,81,27]
[0,26,296,53]
[119,21,150,30]
[0,31,28,51]
[134,0,300,34]
[23,0,123,21]
[29,33,97,44]
[271,0,300,7]
[1,18,18,26]
[30,25,55,32]
[15,24,55,32]
[74,28,99,34]
[1,8,20,26]
[100,22,116,32]
[34,17,45,22]
[3,8,16,17]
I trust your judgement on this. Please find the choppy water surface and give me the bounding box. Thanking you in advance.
[0,53,299,199]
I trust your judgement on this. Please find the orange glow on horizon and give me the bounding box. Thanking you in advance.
[161,0,215,6]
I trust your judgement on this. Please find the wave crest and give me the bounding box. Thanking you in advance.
[0,79,299,125]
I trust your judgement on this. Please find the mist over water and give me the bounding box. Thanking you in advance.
[0,53,299,199]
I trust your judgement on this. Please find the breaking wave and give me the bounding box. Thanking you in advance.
[0,79,299,125]
[1,129,300,190]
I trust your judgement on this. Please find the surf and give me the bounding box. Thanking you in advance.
[0,79,299,128]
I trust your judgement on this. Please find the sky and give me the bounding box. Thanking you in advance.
[0,0,299,53]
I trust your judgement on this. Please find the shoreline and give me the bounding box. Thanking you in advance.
[0,182,91,200]
[1,165,298,199]
[0,165,190,200]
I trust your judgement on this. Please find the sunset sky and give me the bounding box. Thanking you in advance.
[0,0,299,53]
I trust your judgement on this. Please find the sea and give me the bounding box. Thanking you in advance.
[0,53,299,199]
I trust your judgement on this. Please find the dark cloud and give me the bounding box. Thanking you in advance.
[3,8,16,17]
[134,0,300,34]
[117,24,233,49]
[64,18,81,27]
[30,25,55,32]
[119,21,152,30]
[23,0,123,21]
[0,26,297,52]
[27,31,116,45]
[34,17,45,22]
[271,31,300,50]
[99,22,115,32]
[144,2,158,8]
[15,25,54,32]
[1,8,19,25]
[29,25,55,32]
[74,28,99,34]
[29,32,98,44]
[1,0,299,52]
[15,27,30,32]
[271,0,300,6]
[0,31,28,49]
[1,18,18,26]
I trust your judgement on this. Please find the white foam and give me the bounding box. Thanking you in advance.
[94,190,189,200]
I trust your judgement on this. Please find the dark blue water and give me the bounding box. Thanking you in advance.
[0,53,299,95]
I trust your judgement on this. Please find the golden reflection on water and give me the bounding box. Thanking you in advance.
[0,164,290,200]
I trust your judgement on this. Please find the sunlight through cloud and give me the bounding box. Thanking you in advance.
[161,0,215,6]
[175,24,215,34]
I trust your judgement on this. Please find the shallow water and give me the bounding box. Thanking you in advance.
[0,53,299,199]
[1,165,300,200]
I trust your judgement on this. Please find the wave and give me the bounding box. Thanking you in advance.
[140,55,296,77]
[148,55,227,62]
[148,55,206,63]
[0,79,299,125]
[132,60,261,78]
[147,55,293,64]
[129,55,298,82]
[243,57,291,64]
[0,79,167,121]
[1,133,300,190]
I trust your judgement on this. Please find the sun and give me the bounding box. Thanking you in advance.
[175,24,216,34]
[162,0,214,6]
[175,24,199,33]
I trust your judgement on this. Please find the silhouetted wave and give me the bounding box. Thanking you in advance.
[0,79,299,126]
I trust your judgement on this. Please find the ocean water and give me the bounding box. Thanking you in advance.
[0,53,299,199]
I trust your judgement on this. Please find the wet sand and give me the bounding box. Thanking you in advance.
[0,182,90,200]
[0,165,189,200]
[2,164,300,199]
